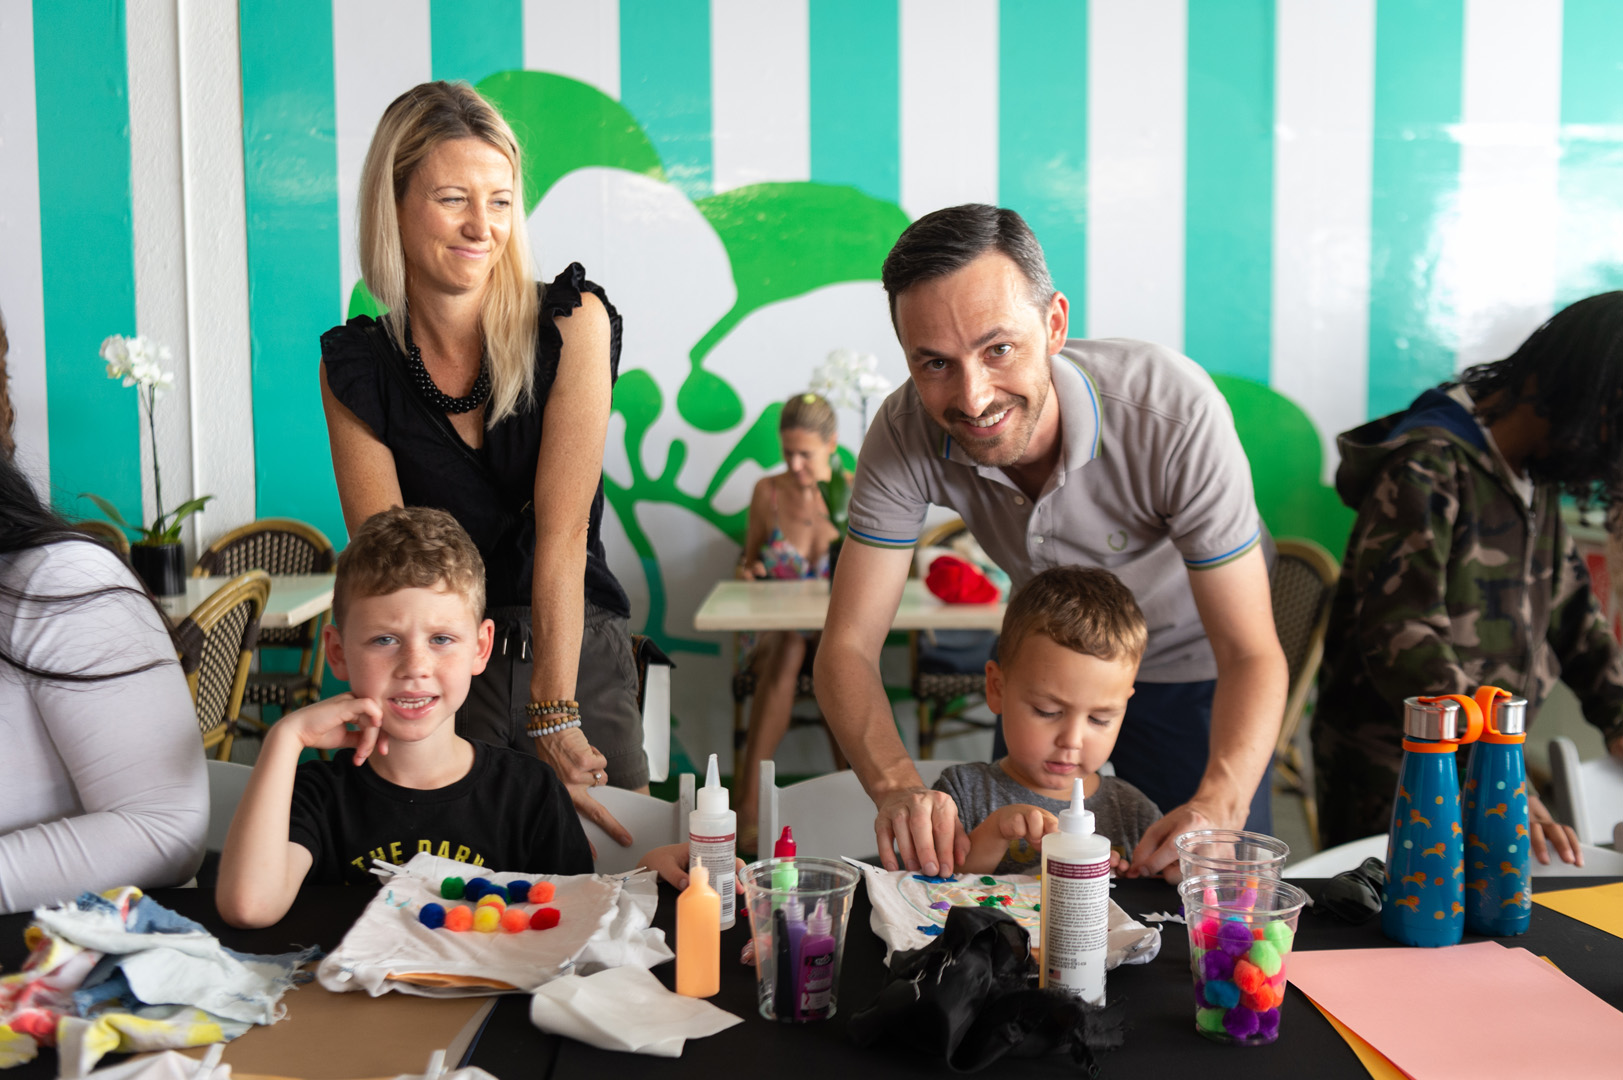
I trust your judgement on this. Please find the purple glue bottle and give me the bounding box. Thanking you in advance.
[795,898,836,1020]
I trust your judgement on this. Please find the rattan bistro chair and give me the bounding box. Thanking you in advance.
[1269,537,1340,851]
[176,570,269,762]
[194,518,334,716]
[912,518,1000,759]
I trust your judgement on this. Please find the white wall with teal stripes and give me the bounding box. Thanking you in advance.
[5,0,1623,770]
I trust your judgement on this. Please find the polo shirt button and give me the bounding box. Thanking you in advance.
[1035,536,1045,544]
[1014,496,1025,506]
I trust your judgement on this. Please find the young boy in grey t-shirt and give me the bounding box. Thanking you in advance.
[934,567,1161,875]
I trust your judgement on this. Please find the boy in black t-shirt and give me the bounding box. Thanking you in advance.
[218,507,695,929]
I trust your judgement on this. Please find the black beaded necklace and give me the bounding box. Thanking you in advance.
[403,323,491,414]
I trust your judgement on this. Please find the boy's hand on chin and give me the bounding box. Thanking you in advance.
[279,692,388,764]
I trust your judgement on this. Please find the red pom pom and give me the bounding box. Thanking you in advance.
[925,555,1000,605]
[530,907,560,930]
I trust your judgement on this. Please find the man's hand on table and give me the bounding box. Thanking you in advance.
[874,787,970,876]
[1125,794,1245,883]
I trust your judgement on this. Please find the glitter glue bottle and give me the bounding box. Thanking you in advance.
[1382,694,1482,948]
[676,864,720,997]
[688,754,737,929]
[795,898,836,1020]
[1039,778,1111,1004]
[1462,686,1533,936]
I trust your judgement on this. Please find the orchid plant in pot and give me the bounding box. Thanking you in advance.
[86,335,212,596]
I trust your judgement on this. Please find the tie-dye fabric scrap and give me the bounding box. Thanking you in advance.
[0,886,317,1075]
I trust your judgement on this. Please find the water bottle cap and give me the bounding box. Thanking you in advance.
[1489,696,1527,735]
[1401,696,1481,742]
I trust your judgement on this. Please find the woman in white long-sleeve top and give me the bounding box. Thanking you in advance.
[0,447,207,914]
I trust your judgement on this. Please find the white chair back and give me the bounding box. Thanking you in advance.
[579,785,686,874]
[1548,735,1623,847]
[1283,831,1623,878]
[205,759,254,854]
[769,761,965,861]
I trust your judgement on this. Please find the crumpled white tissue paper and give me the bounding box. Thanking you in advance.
[529,965,741,1056]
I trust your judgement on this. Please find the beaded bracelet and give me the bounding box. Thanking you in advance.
[527,716,582,739]
[525,699,579,717]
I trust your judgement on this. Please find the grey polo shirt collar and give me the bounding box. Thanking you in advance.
[936,354,1103,493]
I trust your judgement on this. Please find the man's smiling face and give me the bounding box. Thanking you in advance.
[892,251,1067,469]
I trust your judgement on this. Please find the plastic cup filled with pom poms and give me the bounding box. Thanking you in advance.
[1178,873,1308,1046]
[1173,829,1290,885]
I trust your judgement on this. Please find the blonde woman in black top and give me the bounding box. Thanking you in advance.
[320,81,642,847]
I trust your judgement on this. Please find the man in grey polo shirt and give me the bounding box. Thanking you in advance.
[814,204,1286,880]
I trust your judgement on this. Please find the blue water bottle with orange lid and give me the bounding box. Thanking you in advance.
[1382,694,1482,947]
[1463,685,1532,936]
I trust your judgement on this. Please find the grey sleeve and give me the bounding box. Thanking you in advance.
[1159,372,1263,571]
[0,547,208,914]
[845,391,930,550]
[934,764,994,833]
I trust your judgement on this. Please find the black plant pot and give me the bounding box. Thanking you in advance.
[130,542,186,597]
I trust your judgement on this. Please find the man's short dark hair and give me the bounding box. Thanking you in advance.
[881,204,1055,322]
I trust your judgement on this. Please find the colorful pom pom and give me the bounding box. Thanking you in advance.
[1195,1007,1228,1034]
[1236,886,1258,911]
[1263,920,1295,954]
[1256,1007,1281,1040]
[476,894,506,911]
[1247,940,1283,977]
[530,907,560,930]
[1204,979,1240,1009]
[1223,1005,1260,1039]
[1217,920,1254,957]
[1192,916,1221,950]
[465,878,491,901]
[1193,979,1208,1008]
[528,881,556,904]
[486,884,509,903]
[418,903,446,930]
[1232,958,1266,994]
[1201,950,1234,982]
[440,877,465,900]
[443,905,473,932]
[507,880,532,899]
[473,906,501,933]
[500,908,529,933]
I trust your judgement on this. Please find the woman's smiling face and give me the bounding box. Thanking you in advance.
[397,137,515,299]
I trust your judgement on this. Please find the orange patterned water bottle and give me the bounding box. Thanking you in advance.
[1382,695,1483,947]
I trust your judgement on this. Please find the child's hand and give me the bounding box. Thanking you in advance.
[1528,791,1583,866]
[637,842,746,893]
[276,693,388,764]
[988,803,1060,846]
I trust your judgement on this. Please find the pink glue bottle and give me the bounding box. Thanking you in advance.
[795,898,836,1020]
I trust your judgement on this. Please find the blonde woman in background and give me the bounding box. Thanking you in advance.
[319,81,642,848]
[734,393,843,846]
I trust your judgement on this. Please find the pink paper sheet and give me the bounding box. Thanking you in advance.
[1288,940,1623,1079]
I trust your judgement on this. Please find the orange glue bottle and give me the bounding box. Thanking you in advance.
[676,864,720,997]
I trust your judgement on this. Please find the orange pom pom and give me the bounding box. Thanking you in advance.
[1233,959,1267,995]
[528,881,555,904]
[500,908,529,933]
[530,907,560,930]
[443,905,474,932]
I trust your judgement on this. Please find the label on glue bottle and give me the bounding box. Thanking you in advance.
[689,831,736,927]
[1041,855,1109,1001]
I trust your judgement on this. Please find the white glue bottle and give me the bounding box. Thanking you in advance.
[1039,778,1111,1005]
[688,754,737,929]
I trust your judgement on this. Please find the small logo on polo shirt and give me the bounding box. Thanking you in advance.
[1107,530,1128,552]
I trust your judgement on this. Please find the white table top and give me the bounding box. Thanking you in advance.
[158,573,335,629]
[692,578,1005,633]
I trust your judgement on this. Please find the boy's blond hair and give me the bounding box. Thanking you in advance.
[332,507,485,627]
[998,566,1147,668]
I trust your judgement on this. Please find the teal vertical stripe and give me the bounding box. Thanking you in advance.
[620,0,712,199]
[430,0,522,84]
[1367,0,1463,418]
[998,0,1087,328]
[239,0,346,545]
[1557,0,1623,307]
[810,0,899,206]
[34,0,141,522]
[1185,0,1274,383]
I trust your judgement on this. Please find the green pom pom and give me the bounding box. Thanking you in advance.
[1263,920,1294,954]
[440,876,465,900]
[1248,940,1282,977]
[1196,1007,1228,1034]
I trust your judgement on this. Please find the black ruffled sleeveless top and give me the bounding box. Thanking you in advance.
[320,263,630,617]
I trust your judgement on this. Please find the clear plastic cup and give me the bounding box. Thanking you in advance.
[739,857,861,1022]
[1178,873,1309,1045]
[1174,829,1290,883]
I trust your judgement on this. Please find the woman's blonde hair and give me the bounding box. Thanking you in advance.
[358,81,538,425]
[780,392,837,441]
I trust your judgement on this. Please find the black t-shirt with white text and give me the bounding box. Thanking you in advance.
[287,740,593,884]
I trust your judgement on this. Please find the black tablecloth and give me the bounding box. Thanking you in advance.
[2,877,1620,1078]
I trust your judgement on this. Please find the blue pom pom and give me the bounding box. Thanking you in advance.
[1205,979,1241,1009]
[465,877,492,901]
[418,902,446,930]
[508,879,532,900]
[486,883,509,903]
